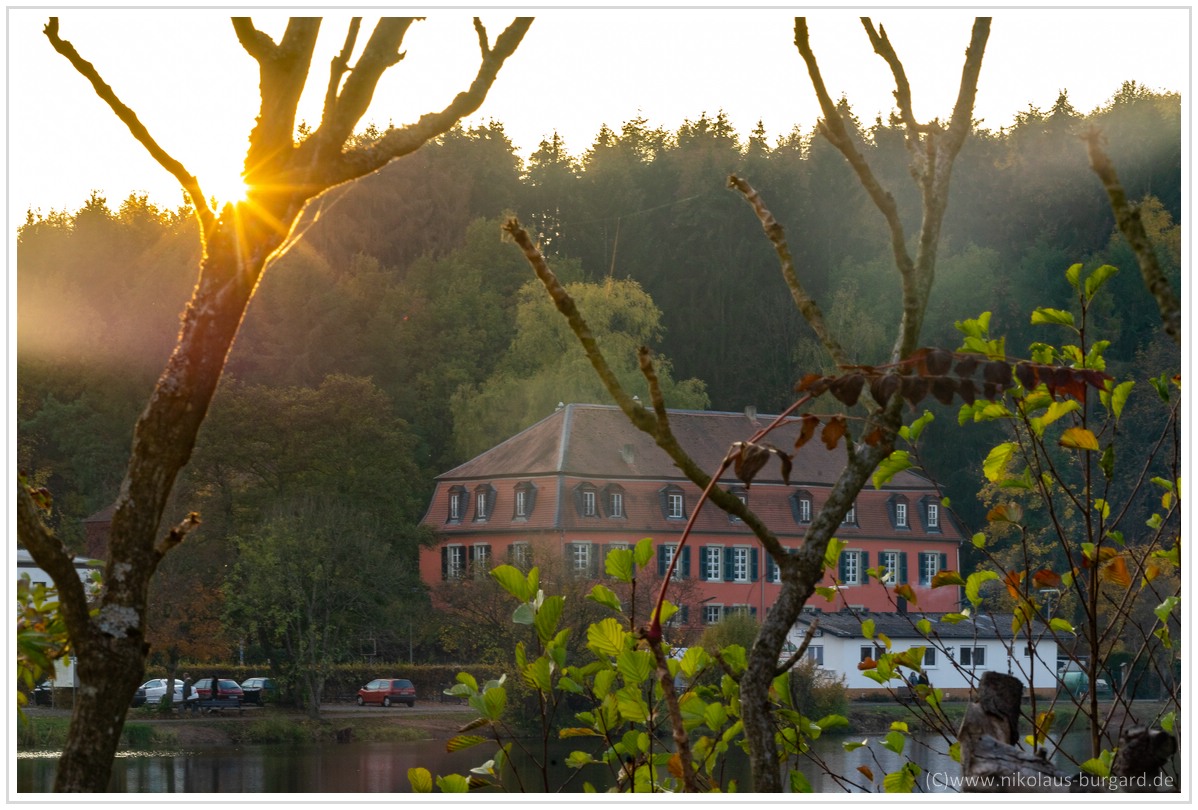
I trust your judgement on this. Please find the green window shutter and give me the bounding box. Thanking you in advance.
[939,552,948,571]
[724,547,735,582]
[899,552,908,584]
[698,546,710,581]
[680,546,691,579]
[657,544,668,577]
[838,551,848,583]
[441,547,449,580]
[750,548,759,581]
[589,543,601,578]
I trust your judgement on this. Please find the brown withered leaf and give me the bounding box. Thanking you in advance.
[857,657,877,671]
[794,414,820,451]
[857,765,875,782]
[829,373,866,407]
[957,379,977,405]
[869,373,902,406]
[796,373,831,397]
[862,426,885,447]
[1099,555,1132,589]
[900,376,929,406]
[954,356,980,377]
[821,415,847,450]
[667,753,684,779]
[1004,570,1026,600]
[983,360,1013,387]
[926,348,954,376]
[1031,569,1062,589]
[1015,362,1039,391]
[733,442,771,488]
[894,583,918,606]
[931,376,958,405]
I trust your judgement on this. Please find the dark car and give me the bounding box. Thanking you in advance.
[130,685,147,708]
[356,678,416,707]
[32,681,55,707]
[240,677,277,705]
[193,678,245,703]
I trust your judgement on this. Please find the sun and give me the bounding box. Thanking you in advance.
[200,170,250,207]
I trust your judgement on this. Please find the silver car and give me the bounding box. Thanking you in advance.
[138,678,198,706]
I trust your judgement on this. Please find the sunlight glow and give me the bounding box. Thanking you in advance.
[200,171,250,207]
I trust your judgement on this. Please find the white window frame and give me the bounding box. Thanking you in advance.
[843,550,861,585]
[471,544,491,578]
[927,502,940,528]
[798,497,812,523]
[511,542,532,568]
[445,544,465,580]
[449,492,462,521]
[920,552,940,587]
[582,489,597,517]
[770,555,782,584]
[807,645,824,666]
[859,644,886,662]
[895,502,907,528]
[571,543,591,575]
[703,546,723,581]
[881,550,899,583]
[842,503,857,524]
[923,647,938,668]
[668,492,685,519]
[609,491,624,518]
[476,491,488,520]
[703,604,723,625]
[731,546,750,583]
[959,646,986,667]
[515,489,527,518]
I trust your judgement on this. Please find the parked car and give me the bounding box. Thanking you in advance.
[193,678,245,703]
[137,678,197,706]
[240,677,277,705]
[131,684,147,708]
[356,678,416,707]
[32,681,55,707]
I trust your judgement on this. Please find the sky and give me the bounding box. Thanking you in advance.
[4,4,1190,232]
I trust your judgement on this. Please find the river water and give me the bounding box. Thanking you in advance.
[17,731,1096,794]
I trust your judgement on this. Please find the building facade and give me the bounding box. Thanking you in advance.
[418,404,965,627]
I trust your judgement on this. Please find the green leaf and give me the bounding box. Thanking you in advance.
[1099,445,1115,480]
[889,721,909,733]
[971,532,986,549]
[490,564,532,601]
[522,655,552,692]
[481,685,507,721]
[861,618,876,640]
[587,618,627,657]
[881,730,906,755]
[592,668,616,700]
[789,769,814,793]
[842,739,868,752]
[982,443,1017,483]
[586,583,622,612]
[1080,753,1112,778]
[617,648,654,687]
[949,741,962,763]
[1049,618,1075,634]
[873,450,913,489]
[534,595,565,644]
[916,618,932,636]
[633,537,654,568]
[816,714,849,731]
[965,571,999,607]
[435,774,470,793]
[680,646,710,679]
[455,672,479,692]
[1060,427,1100,451]
[615,685,649,723]
[408,767,433,792]
[1031,307,1076,328]
[703,702,729,731]
[446,734,487,753]
[565,750,595,768]
[1162,711,1176,733]
[512,602,535,625]
[604,548,634,583]
[883,764,918,793]
[1084,264,1119,300]
[1154,596,1180,624]
[1031,399,1080,436]
[1065,262,1082,289]
[823,537,845,571]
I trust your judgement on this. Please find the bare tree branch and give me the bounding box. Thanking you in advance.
[322,17,362,126]
[43,18,215,237]
[17,484,92,647]
[1083,128,1181,343]
[330,17,533,185]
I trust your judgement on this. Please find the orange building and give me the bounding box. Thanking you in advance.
[418,404,964,627]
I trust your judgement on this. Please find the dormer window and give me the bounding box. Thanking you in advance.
[729,488,747,522]
[842,503,857,525]
[513,481,537,520]
[927,502,940,529]
[791,491,813,524]
[895,502,907,528]
[473,484,496,522]
[603,485,626,519]
[574,483,598,518]
[661,485,686,520]
[447,486,467,523]
[920,496,943,532]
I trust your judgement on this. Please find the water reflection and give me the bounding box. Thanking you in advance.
[17,731,1095,794]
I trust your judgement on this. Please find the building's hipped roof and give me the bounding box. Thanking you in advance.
[795,611,1053,641]
[439,403,932,488]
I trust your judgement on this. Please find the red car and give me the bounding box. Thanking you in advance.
[194,678,245,703]
[357,678,416,707]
